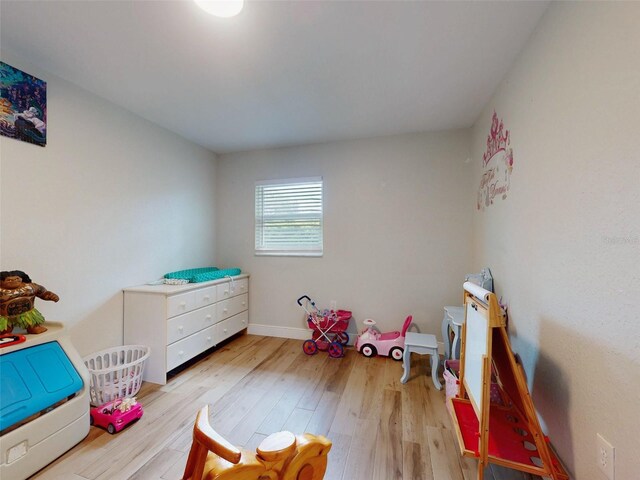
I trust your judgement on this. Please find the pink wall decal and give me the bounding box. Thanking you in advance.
[478,111,513,210]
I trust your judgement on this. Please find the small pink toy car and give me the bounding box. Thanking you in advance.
[90,397,143,434]
[355,315,412,360]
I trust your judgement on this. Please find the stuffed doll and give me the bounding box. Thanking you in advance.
[0,270,59,334]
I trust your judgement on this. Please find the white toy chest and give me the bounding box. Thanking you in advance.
[0,322,90,480]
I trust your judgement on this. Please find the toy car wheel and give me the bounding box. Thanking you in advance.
[389,347,404,361]
[303,339,318,355]
[107,423,116,434]
[89,415,94,426]
[361,344,377,358]
[335,332,349,345]
[328,342,344,358]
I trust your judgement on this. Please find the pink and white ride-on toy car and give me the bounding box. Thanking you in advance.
[90,397,143,434]
[355,315,412,361]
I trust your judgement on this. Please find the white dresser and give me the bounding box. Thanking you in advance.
[123,274,249,385]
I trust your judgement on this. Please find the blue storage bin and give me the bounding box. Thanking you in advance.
[0,341,84,431]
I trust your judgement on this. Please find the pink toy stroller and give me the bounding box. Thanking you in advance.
[297,295,351,358]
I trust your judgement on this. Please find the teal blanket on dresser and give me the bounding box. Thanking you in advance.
[164,267,242,283]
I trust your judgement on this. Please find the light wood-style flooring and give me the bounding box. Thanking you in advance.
[31,334,539,480]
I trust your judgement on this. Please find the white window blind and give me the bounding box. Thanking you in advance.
[255,177,323,256]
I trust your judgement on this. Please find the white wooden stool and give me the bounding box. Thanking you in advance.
[441,306,465,360]
[400,332,442,390]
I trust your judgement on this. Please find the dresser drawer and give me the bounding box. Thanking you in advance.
[167,291,196,318]
[124,274,249,385]
[166,304,217,345]
[217,278,249,300]
[166,325,216,371]
[217,293,248,321]
[216,311,248,342]
[194,286,217,309]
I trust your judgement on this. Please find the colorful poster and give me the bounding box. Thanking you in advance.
[0,62,47,147]
[478,111,513,210]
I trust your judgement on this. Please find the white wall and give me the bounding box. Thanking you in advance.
[0,51,218,356]
[471,3,640,479]
[216,131,474,340]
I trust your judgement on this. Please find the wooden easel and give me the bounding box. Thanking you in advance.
[448,282,568,480]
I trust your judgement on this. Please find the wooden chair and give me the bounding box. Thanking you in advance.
[182,405,332,480]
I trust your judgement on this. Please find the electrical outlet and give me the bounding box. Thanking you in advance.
[597,433,615,479]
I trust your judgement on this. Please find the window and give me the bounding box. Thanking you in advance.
[255,177,323,256]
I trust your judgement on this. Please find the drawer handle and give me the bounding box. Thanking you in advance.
[206,336,212,342]
[242,319,246,324]
[242,301,246,306]
[178,326,184,332]
[203,295,210,301]
[241,285,246,290]
[179,350,184,357]
[206,314,212,320]
[223,328,228,334]
[180,302,186,307]
[223,308,228,313]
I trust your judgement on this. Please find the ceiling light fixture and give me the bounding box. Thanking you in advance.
[194,0,244,18]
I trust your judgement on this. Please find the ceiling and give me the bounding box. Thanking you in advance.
[0,1,548,154]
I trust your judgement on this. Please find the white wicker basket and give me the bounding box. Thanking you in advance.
[83,345,150,406]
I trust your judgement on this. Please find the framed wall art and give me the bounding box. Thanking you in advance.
[0,61,47,147]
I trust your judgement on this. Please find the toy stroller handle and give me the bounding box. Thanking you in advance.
[297,295,311,306]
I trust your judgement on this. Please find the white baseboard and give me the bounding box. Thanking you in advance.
[247,323,310,340]
[248,324,446,354]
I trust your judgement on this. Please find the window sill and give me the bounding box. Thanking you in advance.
[255,252,323,257]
